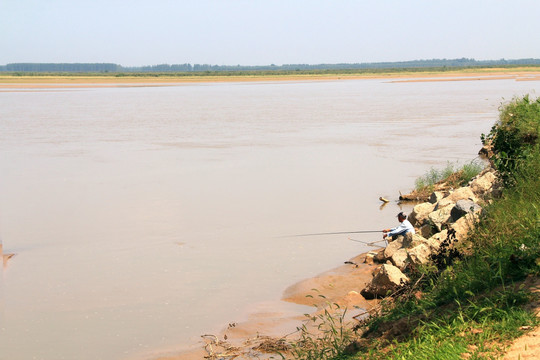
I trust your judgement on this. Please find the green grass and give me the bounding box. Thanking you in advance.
[286,298,354,360]
[414,160,485,192]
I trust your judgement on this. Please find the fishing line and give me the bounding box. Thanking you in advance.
[279,230,382,238]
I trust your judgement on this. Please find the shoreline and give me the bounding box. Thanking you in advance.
[1,68,540,89]
[152,163,506,359]
[151,251,379,360]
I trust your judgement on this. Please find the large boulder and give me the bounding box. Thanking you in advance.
[384,237,404,259]
[429,191,445,204]
[391,248,410,271]
[426,238,442,252]
[364,251,378,265]
[409,202,436,227]
[373,248,386,263]
[427,230,448,251]
[361,264,409,299]
[428,206,454,231]
[420,223,434,238]
[451,199,482,221]
[470,171,496,195]
[436,187,478,209]
[411,233,429,247]
[402,232,414,248]
[408,244,432,266]
[428,229,448,244]
[451,213,479,241]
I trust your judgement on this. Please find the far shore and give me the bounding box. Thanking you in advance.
[1,67,540,89]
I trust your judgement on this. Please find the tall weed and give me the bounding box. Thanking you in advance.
[289,299,354,360]
[414,160,484,192]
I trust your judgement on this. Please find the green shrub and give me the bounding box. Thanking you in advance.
[482,95,540,185]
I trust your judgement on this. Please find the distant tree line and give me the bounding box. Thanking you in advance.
[0,63,122,72]
[1,58,540,73]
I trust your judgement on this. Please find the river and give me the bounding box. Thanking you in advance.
[0,76,537,359]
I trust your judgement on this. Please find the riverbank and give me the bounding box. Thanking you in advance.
[340,95,540,360]
[152,251,380,360]
[154,94,540,360]
[155,160,498,359]
[1,67,540,88]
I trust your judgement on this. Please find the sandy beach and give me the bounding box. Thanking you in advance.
[1,68,540,90]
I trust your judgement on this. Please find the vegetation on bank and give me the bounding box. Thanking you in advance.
[413,160,485,196]
[288,95,540,360]
[1,65,540,80]
[2,58,540,74]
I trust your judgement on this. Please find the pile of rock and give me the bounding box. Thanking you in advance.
[361,168,499,299]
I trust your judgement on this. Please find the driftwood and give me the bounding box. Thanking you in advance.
[201,332,293,359]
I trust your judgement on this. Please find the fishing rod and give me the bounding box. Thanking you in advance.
[281,230,382,238]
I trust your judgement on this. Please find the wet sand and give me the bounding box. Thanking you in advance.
[153,252,378,360]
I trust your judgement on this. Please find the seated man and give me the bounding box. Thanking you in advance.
[383,211,415,241]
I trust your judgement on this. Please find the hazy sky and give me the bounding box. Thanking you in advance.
[2,0,540,66]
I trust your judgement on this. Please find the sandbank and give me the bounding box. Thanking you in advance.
[1,68,539,89]
[151,251,379,360]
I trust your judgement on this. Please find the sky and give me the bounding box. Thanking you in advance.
[2,0,540,67]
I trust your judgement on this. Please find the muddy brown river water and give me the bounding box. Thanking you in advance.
[0,76,538,359]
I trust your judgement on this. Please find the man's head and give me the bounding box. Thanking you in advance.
[397,212,407,222]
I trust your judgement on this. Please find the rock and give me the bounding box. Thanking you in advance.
[384,237,404,259]
[373,248,386,263]
[451,199,482,221]
[371,265,382,276]
[428,230,448,251]
[420,223,434,238]
[429,206,454,231]
[361,264,409,299]
[435,197,455,210]
[426,238,442,252]
[409,202,436,227]
[342,291,366,307]
[438,187,478,208]
[411,233,430,248]
[364,251,378,265]
[470,171,496,195]
[451,213,478,241]
[408,244,432,265]
[478,144,493,159]
[429,191,445,204]
[391,248,410,271]
[402,232,413,248]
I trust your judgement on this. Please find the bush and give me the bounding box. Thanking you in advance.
[482,95,540,185]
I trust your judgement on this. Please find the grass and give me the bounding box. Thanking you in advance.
[286,95,540,360]
[414,160,485,193]
[286,296,354,360]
